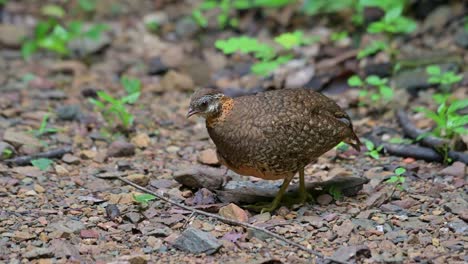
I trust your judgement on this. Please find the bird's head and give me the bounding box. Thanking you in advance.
[187,88,225,118]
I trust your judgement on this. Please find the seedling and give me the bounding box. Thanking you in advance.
[348,75,394,107]
[386,167,406,191]
[22,19,109,59]
[2,148,13,159]
[357,41,389,59]
[364,140,383,160]
[215,32,315,76]
[367,6,417,35]
[32,114,58,137]
[328,185,342,200]
[78,0,96,12]
[133,193,157,207]
[89,76,141,130]
[330,31,348,42]
[426,65,463,92]
[31,158,53,171]
[414,97,468,140]
[335,141,350,151]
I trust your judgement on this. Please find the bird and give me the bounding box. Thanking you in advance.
[187,88,360,212]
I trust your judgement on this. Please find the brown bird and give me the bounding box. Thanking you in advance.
[187,88,360,212]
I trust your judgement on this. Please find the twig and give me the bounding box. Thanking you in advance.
[396,110,468,164]
[4,146,73,166]
[96,174,347,264]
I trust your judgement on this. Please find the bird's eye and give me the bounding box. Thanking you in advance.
[201,102,208,108]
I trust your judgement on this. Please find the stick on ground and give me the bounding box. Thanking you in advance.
[4,146,73,166]
[96,173,347,264]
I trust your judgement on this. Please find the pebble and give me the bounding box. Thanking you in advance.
[219,203,248,222]
[173,228,221,255]
[107,141,135,157]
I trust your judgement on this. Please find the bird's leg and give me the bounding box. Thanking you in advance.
[298,167,314,203]
[245,174,294,213]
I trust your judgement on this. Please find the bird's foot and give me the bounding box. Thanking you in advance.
[244,201,280,213]
[284,191,314,206]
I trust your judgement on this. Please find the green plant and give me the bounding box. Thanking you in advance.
[193,0,292,29]
[31,158,53,171]
[215,32,315,76]
[328,185,342,200]
[335,141,350,151]
[364,140,383,159]
[22,19,109,59]
[78,0,96,12]
[414,97,468,140]
[32,114,58,137]
[426,65,463,92]
[348,75,393,107]
[386,167,406,190]
[330,31,348,42]
[367,6,416,34]
[357,40,389,59]
[133,193,157,207]
[2,148,13,159]
[89,76,141,130]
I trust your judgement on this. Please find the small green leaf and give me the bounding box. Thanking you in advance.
[348,75,363,87]
[192,10,208,28]
[133,193,157,205]
[364,140,374,150]
[31,158,53,171]
[369,151,380,160]
[394,167,406,175]
[41,4,66,18]
[366,75,386,86]
[386,176,399,183]
[21,41,38,60]
[379,85,393,100]
[357,41,387,59]
[78,0,96,12]
[121,92,140,104]
[274,31,305,50]
[426,65,441,76]
[121,76,141,95]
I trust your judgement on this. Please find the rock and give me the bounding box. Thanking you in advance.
[316,194,333,205]
[141,223,171,237]
[159,71,194,92]
[299,215,325,228]
[55,165,69,176]
[285,65,315,89]
[62,154,80,164]
[173,165,228,190]
[131,133,151,148]
[443,198,467,216]
[56,105,81,121]
[23,247,53,259]
[175,17,199,38]
[422,6,452,32]
[125,212,142,224]
[447,219,467,234]
[455,29,468,49]
[116,255,149,264]
[80,150,97,159]
[364,63,393,78]
[107,141,135,157]
[197,149,220,166]
[143,12,169,27]
[13,231,35,241]
[146,236,163,249]
[333,219,355,237]
[34,184,45,193]
[147,57,170,75]
[49,239,79,258]
[173,228,221,255]
[393,63,458,92]
[50,219,85,236]
[0,24,28,47]
[126,174,150,186]
[219,203,248,222]
[331,245,370,263]
[0,141,15,160]
[106,204,121,220]
[186,188,217,206]
[80,229,99,239]
[3,129,42,148]
[365,191,388,208]
[439,162,466,177]
[68,31,111,57]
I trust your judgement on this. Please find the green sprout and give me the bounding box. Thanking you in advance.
[215,31,314,76]
[31,158,53,171]
[78,0,96,12]
[348,75,394,107]
[357,41,389,59]
[426,65,463,92]
[364,140,383,160]
[328,185,342,200]
[22,19,109,59]
[335,141,350,151]
[89,76,141,130]
[414,97,468,140]
[367,6,417,34]
[2,148,13,159]
[32,114,58,137]
[330,31,348,42]
[133,193,157,207]
[386,167,406,191]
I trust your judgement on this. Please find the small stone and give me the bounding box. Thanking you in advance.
[285,65,315,89]
[197,149,220,166]
[166,146,180,153]
[3,129,42,148]
[300,216,325,228]
[55,165,69,176]
[219,203,248,222]
[455,29,468,49]
[160,71,194,92]
[56,105,81,121]
[131,133,151,148]
[80,229,99,239]
[106,204,121,220]
[107,141,135,157]
[80,150,97,159]
[125,212,142,224]
[175,17,199,38]
[333,219,355,237]
[62,154,80,164]
[316,194,333,205]
[13,231,35,241]
[23,247,53,259]
[146,236,163,249]
[25,190,38,196]
[147,57,170,75]
[0,24,28,47]
[448,219,467,234]
[34,184,45,193]
[117,255,149,264]
[126,174,150,186]
[439,162,466,177]
[173,228,221,255]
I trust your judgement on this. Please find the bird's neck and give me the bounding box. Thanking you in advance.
[206,96,234,127]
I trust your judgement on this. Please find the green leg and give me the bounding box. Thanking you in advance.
[245,174,294,213]
[285,168,314,205]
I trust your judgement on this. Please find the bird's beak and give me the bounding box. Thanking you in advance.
[186,107,198,118]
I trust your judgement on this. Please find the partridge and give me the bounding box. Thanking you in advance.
[187,88,360,212]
